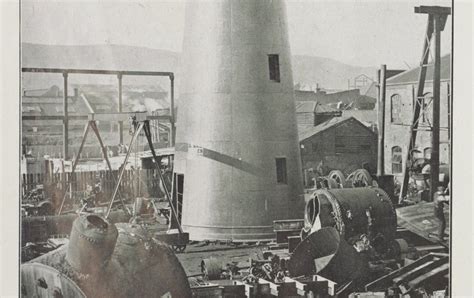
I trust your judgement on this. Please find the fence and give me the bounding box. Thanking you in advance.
[22,168,165,200]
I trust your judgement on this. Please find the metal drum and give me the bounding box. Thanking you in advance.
[302,187,397,254]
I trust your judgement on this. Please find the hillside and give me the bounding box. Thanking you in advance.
[292,55,376,90]
[21,43,376,91]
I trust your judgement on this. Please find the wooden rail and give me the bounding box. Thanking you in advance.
[22,168,165,199]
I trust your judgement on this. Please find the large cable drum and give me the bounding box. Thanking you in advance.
[302,188,397,253]
[22,216,191,298]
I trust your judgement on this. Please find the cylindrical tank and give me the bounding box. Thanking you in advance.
[66,215,118,275]
[174,0,304,241]
[302,188,397,253]
[22,219,191,297]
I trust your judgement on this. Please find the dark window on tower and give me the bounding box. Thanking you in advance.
[268,54,280,82]
[275,157,287,184]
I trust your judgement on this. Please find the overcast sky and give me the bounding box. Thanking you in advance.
[21,0,452,69]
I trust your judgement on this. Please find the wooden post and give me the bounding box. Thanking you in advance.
[170,75,175,147]
[63,72,69,160]
[398,14,434,203]
[399,6,451,203]
[430,14,441,201]
[118,74,123,145]
[377,65,387,176]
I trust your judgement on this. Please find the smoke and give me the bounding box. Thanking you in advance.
[144,97,165,111]
[125,94,168,113]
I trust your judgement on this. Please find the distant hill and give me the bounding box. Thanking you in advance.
[21,43,180,90]
[292,55,376,90]
[21,43,376,91]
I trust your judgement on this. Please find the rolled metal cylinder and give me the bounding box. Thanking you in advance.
[288,227,368,284]
[302,187,397,254]
[66,215,118,274]
[175,0,304,241]
[201,257,222,280]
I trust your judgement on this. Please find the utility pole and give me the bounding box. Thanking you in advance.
[398,6,451,203]
[62,72,69,160]
[118,73,123,145]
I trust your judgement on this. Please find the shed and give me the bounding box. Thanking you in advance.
[299,117,377,186]
[295,101,341,133]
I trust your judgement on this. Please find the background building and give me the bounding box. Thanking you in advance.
[383,54,451,179]
[295,101,341,133]
[299,116,377,186]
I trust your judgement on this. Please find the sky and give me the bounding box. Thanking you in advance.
[21,0,452,69]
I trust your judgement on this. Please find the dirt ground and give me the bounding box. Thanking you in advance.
[176,242,273,276]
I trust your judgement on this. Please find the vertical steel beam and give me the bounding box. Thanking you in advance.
[118,74,123,144]
[430,15,441,200]
[62,72,69,160]
[170,74,175,147]
[377,65,387,176]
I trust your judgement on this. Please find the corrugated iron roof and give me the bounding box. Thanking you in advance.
[295,101,340,114]
[341,109,377,125]
[387,54,451,85]
[314,103,340,114]
[295,101,316,113]
[299,116,373,141]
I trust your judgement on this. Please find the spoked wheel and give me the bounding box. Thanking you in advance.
[326,177,339,189]
[328,170,346,188]
[172,245,186,253]
[351,169,373,187]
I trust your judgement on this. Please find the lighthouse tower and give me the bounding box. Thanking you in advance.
[174,0,304,241]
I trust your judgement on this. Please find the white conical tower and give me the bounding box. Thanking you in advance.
[174,0,304,241]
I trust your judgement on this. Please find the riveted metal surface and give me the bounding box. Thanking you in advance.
[288,227,368,284]
[25,223,192,298]
[66,215,118,275]
[20,263,86,298]
[304,188,397,250]
[175,0,304,241]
